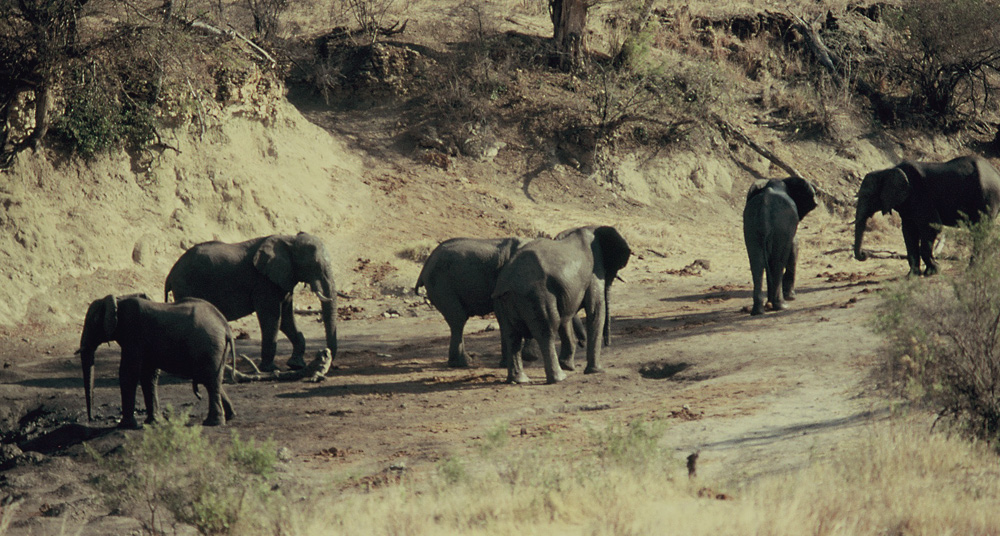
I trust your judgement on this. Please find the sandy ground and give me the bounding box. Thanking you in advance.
[0,156,913,533]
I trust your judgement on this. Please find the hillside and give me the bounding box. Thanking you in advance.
[3,0,1000,533]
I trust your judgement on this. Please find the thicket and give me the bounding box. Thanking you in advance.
[876,219,1000,444]
[87,409,282,535]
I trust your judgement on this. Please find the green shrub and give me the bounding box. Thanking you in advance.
[590,418,668,469]
[876,219,1000,443]
[87,408,281,535]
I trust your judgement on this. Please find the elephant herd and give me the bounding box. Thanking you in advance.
[75,155,1000,428]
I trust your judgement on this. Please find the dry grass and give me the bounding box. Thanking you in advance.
[263,416,1000,535]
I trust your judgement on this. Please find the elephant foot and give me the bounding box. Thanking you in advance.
[773,301,788,311]
[203,415,225,426]
[224,409,236,421]
[287,354,307,370]
[545,370,567,384]
[584,365,604,374]
[559,359,576,371]
[447,355,470,368]
[258,360,279,373]
[750,305,765,316]
[117,417,141,430]
[507,372,531,384]
[783,291,796,301]
[924,266,939,276]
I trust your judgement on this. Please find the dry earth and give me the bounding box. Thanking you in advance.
[0,1,976,532]
[0,96,924,533]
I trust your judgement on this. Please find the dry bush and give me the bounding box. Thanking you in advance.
[876,219,1000,442]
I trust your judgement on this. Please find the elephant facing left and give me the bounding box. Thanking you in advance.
[76,294,236,428]
[164,232,338,371]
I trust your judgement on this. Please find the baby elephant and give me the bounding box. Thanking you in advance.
[77,294,236,428]
[742,177,818,315]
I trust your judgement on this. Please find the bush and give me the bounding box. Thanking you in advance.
[883,0,1000,128]
[87,408,281,535]
[876,219,1000,442]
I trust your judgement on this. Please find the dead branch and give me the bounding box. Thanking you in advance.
[227,349,332,383]
[713,113,805,178]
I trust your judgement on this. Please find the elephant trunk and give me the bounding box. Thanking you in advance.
[603,279,613,347]
[79,348,95,421]
[854,199,874,261]
[310,278,338,360]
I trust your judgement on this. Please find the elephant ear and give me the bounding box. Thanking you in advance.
[594,226,631,279]
[102,294,118,339]
[253,236,296,292]
[745,179,770,203]
[879,167,910,213]
[783,177,818,220]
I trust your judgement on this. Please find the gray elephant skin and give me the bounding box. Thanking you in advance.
[415,237,584,368]
[854,155,1000,276]
[164,232,337,371]
[77,295,236,428]
[743,177,818,316]
[492,226,631,384]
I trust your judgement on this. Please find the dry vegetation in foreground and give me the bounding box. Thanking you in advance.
[41,413,1000,535]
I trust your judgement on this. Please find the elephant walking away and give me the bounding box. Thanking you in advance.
[493,226,631,384]
[743,177,818,315]
[415,237,585,368]
[165,232,337,371]
[854,155,1000,276]
[76,295,236,428]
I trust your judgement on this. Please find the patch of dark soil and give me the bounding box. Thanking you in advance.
[639,362,691,380]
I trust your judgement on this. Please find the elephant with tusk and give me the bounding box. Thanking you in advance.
[165,232,338,371]
[854,155,1000,276]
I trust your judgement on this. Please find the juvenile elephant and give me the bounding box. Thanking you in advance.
[164,232,337,371]
[492,226,631,384]
[854,155,1000,275]
[76,295,236,428]
[743,177,818,315]
[415,237,584,368]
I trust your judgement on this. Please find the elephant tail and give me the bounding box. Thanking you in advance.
[414,270,426,296]
[163,279,172,303]
[192,380,202,400]
[225,327,238,384]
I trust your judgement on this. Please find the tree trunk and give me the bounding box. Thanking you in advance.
[549,0,589,71]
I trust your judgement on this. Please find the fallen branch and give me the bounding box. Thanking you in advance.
[713,113,804,178]
[227,349,332,383]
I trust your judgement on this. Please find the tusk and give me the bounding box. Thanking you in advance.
[312,289,336,303]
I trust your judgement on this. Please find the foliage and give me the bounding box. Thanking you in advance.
[589,417,668,469]
[246,0,288,41]
[876,218,1000,443]
[883,0,1000,128]
[333,0,409,45]
[88,408,281,535]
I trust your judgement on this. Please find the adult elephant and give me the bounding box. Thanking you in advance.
[76,294,236,428]
[165,232,337,371]
[854,155,1000,275]
[743,177,818,315]
[492,226,631,384]
[415,237,585,368]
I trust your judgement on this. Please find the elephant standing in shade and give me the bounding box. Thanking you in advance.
[165,232,337,371]
[415,237,584,368]
[854,155,1000,275]
[493,226,631,384]
[76,295,236,428]
[743,177,818,315]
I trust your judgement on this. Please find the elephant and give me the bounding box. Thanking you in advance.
[492,225,631,384]
[743,177,818,315]
[164,232,337,371]
[415,237,585,368]
[76,294,236,428]
[854,155,1000,276]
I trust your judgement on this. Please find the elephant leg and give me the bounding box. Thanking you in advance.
[256,304,282,372]
[118,356,141,429]
[584,297,605,374]
[535,330,566,384]
[501,330,529,384]
[783,238,799,301]
[749,253,766,316]
[558,320,576,371]
[140,369,161,425]
[901,221,923,276]
[281,298,307,370]
[221,387,236,421]
[445,314,471,368]
[919,230,940,276]
[202,383,226,426]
